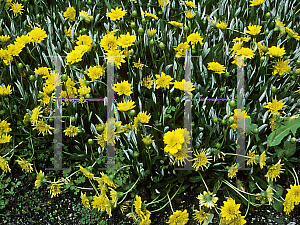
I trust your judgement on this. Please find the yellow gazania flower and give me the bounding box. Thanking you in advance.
[197,191,218,209]
[216,20,228,30]
[259,151,266,169]
[273,58,291,75]
[228,164,238,179]
[236,47,254,59]
[267,45,286,58]
[64,125,80,137]
[174,42,189,58]
[76,35,93,50]
[264,97,286,116]
[105,49,126,69]
[286,27,300,41]
[147,28,157,38]
[106,7,127,21]
[117,100,135,112]
[142,11,158,20]
[207,62,226,74]
[78,164,94,180]
[85,65,105,80]
[133,58,147,70]
[173,79,195,95]
[0,156,11,173]
[113,80,132,96]
[155,72,173,89]
[35,170,46,189]
[32,119,54,136]
[64,6,76,22]
[220,198,241,221]
[246,150,258,166]
[10,2,24,16]
[158,0,169,9]
[167,209,189,225]
[16,157,33,173]
[275,15,286,36]
[185,10,195,19]
[136,111,151,123]
[192,149,211,171]
[80,192,90,209]
[187,32,203,49]
[141,75,154,89]
[180,0,196,8]
[0,35,10,42]
[100,33,118,51]
[79,11,93,23]
[245,25,262,35]
[265,160,284,182]
[117,32,136,48]
[28,27,48,43]
[47,178,64,198]
[249,0,266,6]
[0,84,12,96]
[168,21,183,28]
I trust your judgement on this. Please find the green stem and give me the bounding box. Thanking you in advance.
[29,130,35,160]
[118,177,140,205]
[198,171,209,192]
[88,177,99,196]
[150,183,182,213]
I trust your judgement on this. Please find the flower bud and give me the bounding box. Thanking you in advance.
[88,139,94,145]
[149,39,154,46]
[138,27,144,35]
[229,100,236,108]
[224,72,230,78]
[291,137,296,143]
[184,26,189,32]
[264,12,271,20]
[129,109,136,116]
[271,86,277,93]
[61,74,68,82]
[142,18,147,25]
[213,117,219,123]
[17,63,24,69]
[132,10,138,17]
[159,42,165,50]
[130,21,136,28]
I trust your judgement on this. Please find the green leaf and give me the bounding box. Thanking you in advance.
[189,176,201,183]
[272,198,283,213]
[284,141,296,158]
[267,118,300,147]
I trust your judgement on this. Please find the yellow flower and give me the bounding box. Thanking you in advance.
[265,160,284,182]
[275,15,286,36]
[167,209,189,225]
[142,11,158,20]
[185,10,196,19]
[216,21,228,30]
[0,120,12,134]
[266,185,274,205]
[267,45,286,58]
[117,100,135,112]
[155,72,173,89]
[168,21,183,28]
[273,58,291,75]
[133,58,147,70]
[180,0,196,8]
[228,163,238,179]
[236,47,255,59]
[76,35,93,50]
[245,25,262,35]
[220,198,241,221]
[0,156,11,173]
[174,42,189,58]
[85,65,105,80]
[197,191,218,209]
[259,151,266,169]
[106,7,127,21]
[187,32,203,49]
[0,133,12,144]
[66,45,90,65]
[136,111,151,123]
[193,209,210,225]
[81,192,90,209]
[114,80,132,96]
[78,164,94,180]
[30,106,43,125]
[286,27,300,41]
[173,79,195,95]
[92,194,106,212]
[141,75,154,89]
[47,178,63,198]
[0,35,10,42]
[146,28,157,38]
[117,32,136,48]
[35,170,46,189]
[28,27,48,43]
[192,148,211,171]
[34,67,51,78]
[32,119,54,136]
[284,184,300,214]
[64,26,72,38]
[220,214,246,225]
[79,11,92,23]
[16,157,33,173]
[264,97,286,116]
[64,6,76,22]
[249,0,266,6]
[158,0,169,9]
[0,84,12,96]
[64,125,80,137]
[105,49,126,69]
[10,2,23,16]
[100,172,119,188]
[246,150,258,166]
[100,33,118,51]
[207,62,226,74]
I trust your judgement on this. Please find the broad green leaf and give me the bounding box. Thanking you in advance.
[267,118,300,147]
